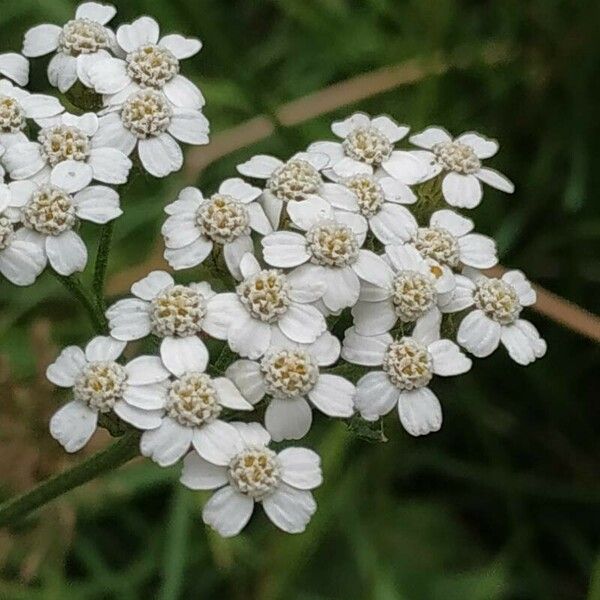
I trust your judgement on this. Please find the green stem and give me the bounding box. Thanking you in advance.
[0,431,140,528]
[52,272,107,334]
[93,221,114,313]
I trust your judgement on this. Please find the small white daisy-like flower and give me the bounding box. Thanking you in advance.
[342,311,472,436]
[454,268,547,365]
[22,2,117,93]
[201,253,327,360]
[227,329,353,441]
[0,79,63,150]
[181,422,322,537]
[5,175,121,276]
[3,111,132,187]
[93,89,209,178]
[409,127,514,208]
[308,112,429,184]
[237,150,343,228]
[0,53,30,87]
[106,270,217,376]
[261,195,391,313]
[162,178,272,279]
[47,336,169,452]
[139,361,253,468]
[86,15,204,110]
[411,209,498,270]
[351,244,456,337]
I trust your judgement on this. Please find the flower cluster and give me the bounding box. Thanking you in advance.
[2,3,546,539]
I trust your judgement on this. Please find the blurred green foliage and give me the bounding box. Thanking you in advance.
[1,0,599,598]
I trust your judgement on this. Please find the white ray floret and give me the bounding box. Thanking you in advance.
[201,253,327,360]
[308,112,429,184]
[0,53,30,87]
[22,2,118,93]
[106,270,217,376]
[454,268,547,365]
[409,126,514,208]
[261,194,391,313]
[180,422,322,537]
[47,336,170,452]
[86,15,204,110]
[3,111,132,187]
[227,330,353,441]
[162,179,272,279]
[342,313,472,436]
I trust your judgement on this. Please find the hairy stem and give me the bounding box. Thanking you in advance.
[93,221,114,313]
[0,431,140,528]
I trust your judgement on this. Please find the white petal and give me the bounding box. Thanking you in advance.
[117,16,160,53]
[379,177,417,204]
[125,355,170,385]
[113,401,163,429]
[455,132,498,159]
[430,209,473,237]
[0,53,29,86]
[85,336,125,362]
[457,310,502,357]
[218,177,261,202]
[332,156,372,178]
[106,298,152,340]
[429,339,472,376]
[228,317,272,360]
[20,93,63,119]
[160,335,208,377]
[287,263,327,303]
[293,150,329,171]
[87,147,132,184]
[263,485,316,534]
[123,382,168,410]
[212,377,253,411]
[225,360,266,405]
[46,231,87,275]
[49,160,93,193]
[261,231,310,268]
[168,108,209,144]
[371,115,409,143]
[382,150,429,185]
[354,371,399,421]
[439,274,476,313]
[246,203,272,235]
[501,270,536,306]
[76,2,116,24]
[398,387,442,436]
[475,167,514,193]
[130,270,173,300]
[239,252,261,278]
[161,214,201,249]
[306,141,345,164]
[88,57,129,93]
[331,112,370,137]
[278,448,322,490]
[500,320,547,366]
[140,419,193,466]
[351,299,396,336]
[46,346,86,387]
[278,303,326,344]
[159,34,202,59]
[409,126,452,149]
[412,308,442,346]
[22,24,61,57]
[223,235,253,279]
[308,374,354,417]
[203,485,254,538]
[265,397,312,442]
[93,113,137,155]
[138,134,183,178]
[165,186,203,214]
[193,420,243,466]
[180,452,228,490]
[230,422,271,447]
[258,192,283,229]
[458,233,497,269]
[352,249,395,287]
[4,142,45,179]
[385,243,426,273]
[47,53,78,93]
[50,401,97,452]
[286,195,333,231]
[321,266,360,312]
[164,76,205,110]
[307,332,340,366]
[165,238,211,271]
[341,327,391,366]
[203,293,246,339]
[237,155,282,179]
[320,182,359,211]
[0,240,45,286]
[442,172,483,209]
[73,185,121,223]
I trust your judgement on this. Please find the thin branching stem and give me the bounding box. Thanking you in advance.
[93,221,114,313]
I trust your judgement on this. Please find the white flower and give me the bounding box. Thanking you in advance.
[5,175,121,276]
[454,268,547,365]
[351,244,456,337]
[93,89,209,178]
[162,179,271,279]
[140,362,253,468]
[0,184,45,285]
[86,16,204,110]
[342,311,472,436]
[411,209,497,269]
[0,53,30,87]
[0,79,63,151]
[409,127,514,208]
[237,150,338,228]
[227,330,353,441]
[202,253,327,360]
[308,112,429,183]
[22,2,118,93]
[47,336,168,452]
[180,422,322,537]
[260,194,391,312]
[4,111,132,187]
[106,270,217,376]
